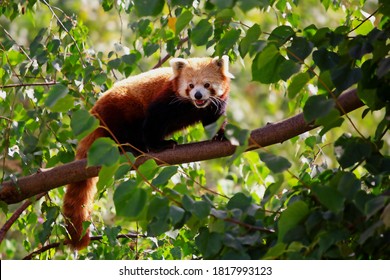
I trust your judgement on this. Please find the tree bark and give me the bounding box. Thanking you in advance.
[0,89,363,204]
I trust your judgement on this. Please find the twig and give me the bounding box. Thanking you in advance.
[0,81,59,89]
[41,0,86,68]
[223,217,275,234]
[152,37,189,69]
[0,193,46,244]
[22,233,142,259]
[348,7,380,34]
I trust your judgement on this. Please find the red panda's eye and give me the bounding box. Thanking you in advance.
[204,83,210,88]
[189,84,194,89]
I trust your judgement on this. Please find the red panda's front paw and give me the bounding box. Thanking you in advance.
[147,139,178,152]
[212,129,227,141]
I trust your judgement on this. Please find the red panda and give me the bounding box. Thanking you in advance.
[62,56,234,250]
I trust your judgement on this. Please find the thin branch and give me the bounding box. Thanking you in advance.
[0,88,364,205]
[22,233,141,260]
[41,0,86,68]
[223,217,275,234]
[152,37,189,69]
[348,7,380,34]
[0,193,46,244]
[0,81,59,89]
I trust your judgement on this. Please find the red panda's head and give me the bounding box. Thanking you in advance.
[169,56,234,108]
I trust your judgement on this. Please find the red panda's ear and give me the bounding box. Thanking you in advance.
[169,58,189,79]
[212,55,235,79]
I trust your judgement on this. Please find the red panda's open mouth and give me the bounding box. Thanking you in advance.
[194,99,208,108]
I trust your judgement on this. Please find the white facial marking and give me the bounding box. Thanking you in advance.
[213,83,224,96]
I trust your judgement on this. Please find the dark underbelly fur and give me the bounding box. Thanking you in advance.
[111,93,227,154]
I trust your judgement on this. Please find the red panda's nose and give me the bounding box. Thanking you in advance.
[195,91,203,100]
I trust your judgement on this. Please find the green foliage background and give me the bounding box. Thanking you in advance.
[0,0,389,259]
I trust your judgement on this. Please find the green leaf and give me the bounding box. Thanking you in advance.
[279,60,301,81]
[147,217,171,237]
[97,162,119,191]
[182,194,195,211]
[212,0,234,9]
[317,70,335,94]
[70,109,99,140]
[377,57,390,79]
[191,19,213,46]
[144,43,159,57]
[364,196,386,220]
[268,25,295,46]
[224,124,250,164]
[151,166,178,187]
[287,37,313,63]
[312,184,345,213]
[93,73,107,85]
[335,172,361,201]
[137,159,159,183]
[169,205,185,226]
[192,200,211,220]
[204,116,226,140]
[195,228,223,259]
[134,0,165,16]
[171,0,193,7]
[215,29,241,56]
[316,108,344,136]
[303,94,335,123]
[87,137,120,167]
[331,65,362,93]
[261,181,283,206]
[114,180,147,218]
[278,200,309,242]
[0,201,8,215]
[107,58,121,69]
[263,243,287,259]
[334,134,372,168]
[147,196,171,236]
[103,226,121,245]
[318,229,347,254]
[357,88,383,110]
[287,72,311,98]
[44,83,69,108]
[47,38,61,53]
[101,0,114,11]
[175,10,193,35]
[313,48,340,71]
[252,44,286,84]
[239,23,261,57]
[147,196,169,220]
[359,221,383,244]
[259,152,291,173]
[49,94,74,113]
[221,249,251,260]
[238,0,269,11]
[227,192,252,211]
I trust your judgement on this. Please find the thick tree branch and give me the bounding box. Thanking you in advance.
[0,89,363,205]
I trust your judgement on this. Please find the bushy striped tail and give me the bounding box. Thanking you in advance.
[63,128,106,250]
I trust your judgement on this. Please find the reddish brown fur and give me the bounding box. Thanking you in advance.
[63,57,232,250]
